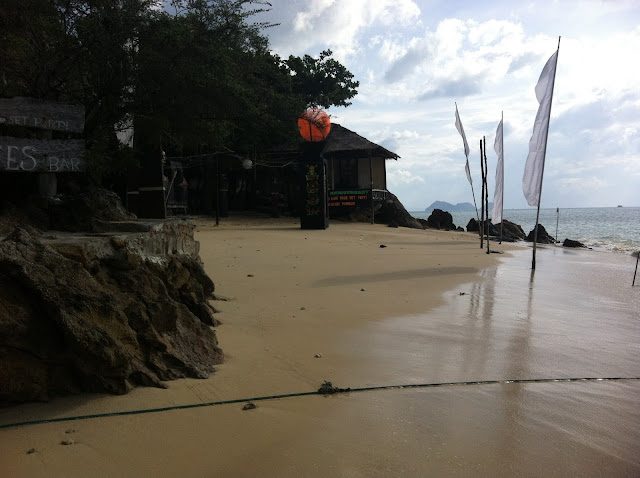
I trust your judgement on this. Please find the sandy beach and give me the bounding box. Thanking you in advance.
[1,217,639,477]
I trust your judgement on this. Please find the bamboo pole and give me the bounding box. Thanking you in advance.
[470,180,481,240]
[499,111,504,244]
[484,136,490,255]
[369,151,374,225]
[555,207,559,244]
[480,139,485,249]
[215,157,220,226]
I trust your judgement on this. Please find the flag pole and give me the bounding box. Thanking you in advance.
[480,138,485,249]
[499,111,504,244]
[484,136,490,254]
[532,36,561,270]
[470,179,481,238]
[555,207,559,244]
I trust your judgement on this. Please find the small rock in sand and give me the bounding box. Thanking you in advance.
[60,439,75,446]
[314,353,322,358]
[242,402,257,410]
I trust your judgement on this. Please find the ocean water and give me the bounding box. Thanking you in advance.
[412,207,640,253]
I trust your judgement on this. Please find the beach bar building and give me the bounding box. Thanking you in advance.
[156,123,399,218]
[322,123,399,213]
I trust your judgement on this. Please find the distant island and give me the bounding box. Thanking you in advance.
[425,201,493,212]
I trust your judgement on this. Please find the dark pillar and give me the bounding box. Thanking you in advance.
[300,142,329,230]
[137,147,166,219]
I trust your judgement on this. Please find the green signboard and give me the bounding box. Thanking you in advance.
[328,189,370,208]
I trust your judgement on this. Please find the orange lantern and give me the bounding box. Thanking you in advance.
[298,107,331,141]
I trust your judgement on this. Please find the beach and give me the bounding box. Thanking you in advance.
[1,217,639,477]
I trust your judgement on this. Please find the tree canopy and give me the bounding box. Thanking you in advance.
[0,0,359,183]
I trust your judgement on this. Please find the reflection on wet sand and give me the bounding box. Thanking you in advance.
[334,247,639,476]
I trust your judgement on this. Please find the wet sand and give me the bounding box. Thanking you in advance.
[1,218,639,477]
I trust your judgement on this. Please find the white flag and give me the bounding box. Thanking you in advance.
[522,50,558,207]
[492,118,504,224]
[455,104,472,185]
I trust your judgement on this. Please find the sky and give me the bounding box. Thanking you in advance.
[254,0,640,210]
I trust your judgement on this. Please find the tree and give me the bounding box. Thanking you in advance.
[0,0,360,188]
[284,49,360,109]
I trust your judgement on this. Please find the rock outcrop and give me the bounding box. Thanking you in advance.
[563,238,586,248]
[426,209,457,230]
[525,224,555,244]
[0,221,223,404]
[466,219,497,235]
[48,186,135,232]
[374,192,424,229]
[492,220,526,242]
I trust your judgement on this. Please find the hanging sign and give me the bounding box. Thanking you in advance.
[328,189,370,208]
[0,97,85,133]
[0,97,86,172]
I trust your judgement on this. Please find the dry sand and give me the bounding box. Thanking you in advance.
[1,217,639,477]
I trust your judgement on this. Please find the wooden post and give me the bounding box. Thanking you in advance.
[215,156,220,226]
[633,252,639,286]
[137,147,166,219]
[479,139,485,249]
[484,136,490,255]
[369,151,374,224]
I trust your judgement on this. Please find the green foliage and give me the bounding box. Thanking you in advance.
[0,0,75,99]
[284,49,360,108]
[0,0,359,185]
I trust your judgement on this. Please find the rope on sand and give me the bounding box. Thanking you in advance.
[2,376,639,430]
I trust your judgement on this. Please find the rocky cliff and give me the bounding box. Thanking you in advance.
[0,218,223,404]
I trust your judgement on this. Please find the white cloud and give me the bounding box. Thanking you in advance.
[387,168,425,185]
[281,0,421,61]
[391,130,420,140]
[264,0,640,208]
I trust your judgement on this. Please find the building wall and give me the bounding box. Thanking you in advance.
[326,156,388,190]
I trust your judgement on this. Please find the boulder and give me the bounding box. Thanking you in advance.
[493,220,526,242]
[525,224,555,244]
[500,220,526,240]
[563,238,586,248]
[374,192,424,229]
[426,209,456,230]
[467,219,498,236]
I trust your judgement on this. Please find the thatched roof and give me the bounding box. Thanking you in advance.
[322,123,399,160]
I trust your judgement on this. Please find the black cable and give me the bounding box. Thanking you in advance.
[1,376,638,430]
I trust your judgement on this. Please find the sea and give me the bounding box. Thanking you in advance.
[411,207,640,253]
